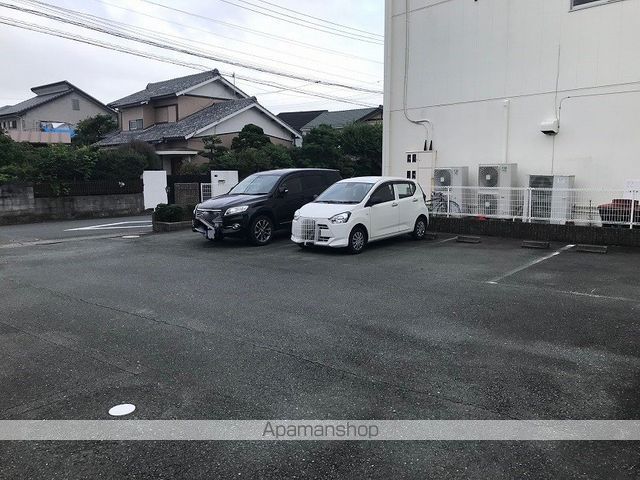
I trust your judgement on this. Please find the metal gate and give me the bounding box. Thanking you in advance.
[166,174,210,204]
[174,183,200,206]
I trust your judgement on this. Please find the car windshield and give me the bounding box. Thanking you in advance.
[228,174,280,195]
[315,182,374,204]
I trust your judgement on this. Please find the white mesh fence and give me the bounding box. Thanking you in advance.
[431,186,639,228]
[200,183,212,202]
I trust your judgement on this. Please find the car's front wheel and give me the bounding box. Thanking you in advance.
[347,226,367,254]
[411,216,428,240]
[248,215,274,246]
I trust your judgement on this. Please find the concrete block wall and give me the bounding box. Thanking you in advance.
[430,217,640,247]
[0,184,144,225]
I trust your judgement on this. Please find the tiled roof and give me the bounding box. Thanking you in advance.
[276,110,327,132]
[109,70,222,108]
[0,91,70,117]
[96,97,256,146]
[302,107,381,130]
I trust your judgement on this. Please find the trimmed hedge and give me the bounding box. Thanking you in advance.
[154,203,195,223]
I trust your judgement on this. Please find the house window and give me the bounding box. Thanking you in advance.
[72,99,80,110]
[9,120,17,129]
[571,0,625,10]
[129,119,143,130]
[406,170,416,180]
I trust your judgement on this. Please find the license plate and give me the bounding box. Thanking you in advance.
[206,223,223,238]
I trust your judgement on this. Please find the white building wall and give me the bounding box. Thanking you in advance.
[20,93,114,131]
[142,170,168,210]
[187,81,242,100]
[384,0,640,191]
[197,107,296,143]
[210,170,239,196]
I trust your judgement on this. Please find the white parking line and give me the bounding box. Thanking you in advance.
[64,221,152,232]
[487,244,575,284]
[485,281,638,303]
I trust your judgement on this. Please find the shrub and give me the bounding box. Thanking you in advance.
[154,203,186,223]
[127,140,162,170]
[178,162,209,175]
[73,114,118,146]
[92,147,146,181]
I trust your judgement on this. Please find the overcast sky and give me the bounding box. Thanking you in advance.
[0,0,384,114]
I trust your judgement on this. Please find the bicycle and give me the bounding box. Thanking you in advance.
[426,191,461,215]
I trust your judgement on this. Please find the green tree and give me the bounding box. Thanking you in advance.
[127,140,162,170]
[72,114,118,146]
[92,147,146,181]
[200,135,228,162]
[178,161,210,175]
[231,124,271,151]
[0,133,36,184]
[33,145,96,183]
[339,122,382,176]
[297,124,354,176]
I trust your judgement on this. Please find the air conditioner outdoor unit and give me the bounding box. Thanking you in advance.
[528,175,575,224]
[478,163,518,218]
[434,167,469,210]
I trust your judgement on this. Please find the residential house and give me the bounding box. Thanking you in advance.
[297,106,383,135]
[0,81,115,144]
[384,0,640,192]
[99,69,302,174]
[276,110,327,133]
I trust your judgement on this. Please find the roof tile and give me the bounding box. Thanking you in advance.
[109,70,221,108]
[96,97,256,146]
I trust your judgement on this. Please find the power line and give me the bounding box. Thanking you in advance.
[214,0,383,43]
[22,0,380,85]
[0,1,383,95]
[139,0,383,61]
[88,0,382,66]
[0,16,379,108]
[253,0,383,38]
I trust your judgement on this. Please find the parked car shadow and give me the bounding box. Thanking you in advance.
[296,233,418,256]
[197,229,292,250]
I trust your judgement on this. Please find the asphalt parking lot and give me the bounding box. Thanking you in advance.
[1,223,639,479]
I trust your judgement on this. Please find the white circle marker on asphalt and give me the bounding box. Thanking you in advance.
[108,404,136,416]
[121,235,140,239]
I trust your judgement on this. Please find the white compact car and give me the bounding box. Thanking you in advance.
[291,177,430,254]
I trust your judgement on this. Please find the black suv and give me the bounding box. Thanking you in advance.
[193,168,342,245]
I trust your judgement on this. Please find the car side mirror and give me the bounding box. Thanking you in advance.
[366,197,379,208]
[313,194,318,200]
[278,186,288,197]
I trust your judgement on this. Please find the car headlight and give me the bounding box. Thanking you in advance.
[225,205,249,216]
[293,210,301,220]
[329,212,351,224]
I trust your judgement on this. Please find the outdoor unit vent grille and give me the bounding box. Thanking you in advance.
[434,169,452,187]
[529,175,554,189]
[527,175,576,224]
[478,194,498,216]
[479,167,500,188]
